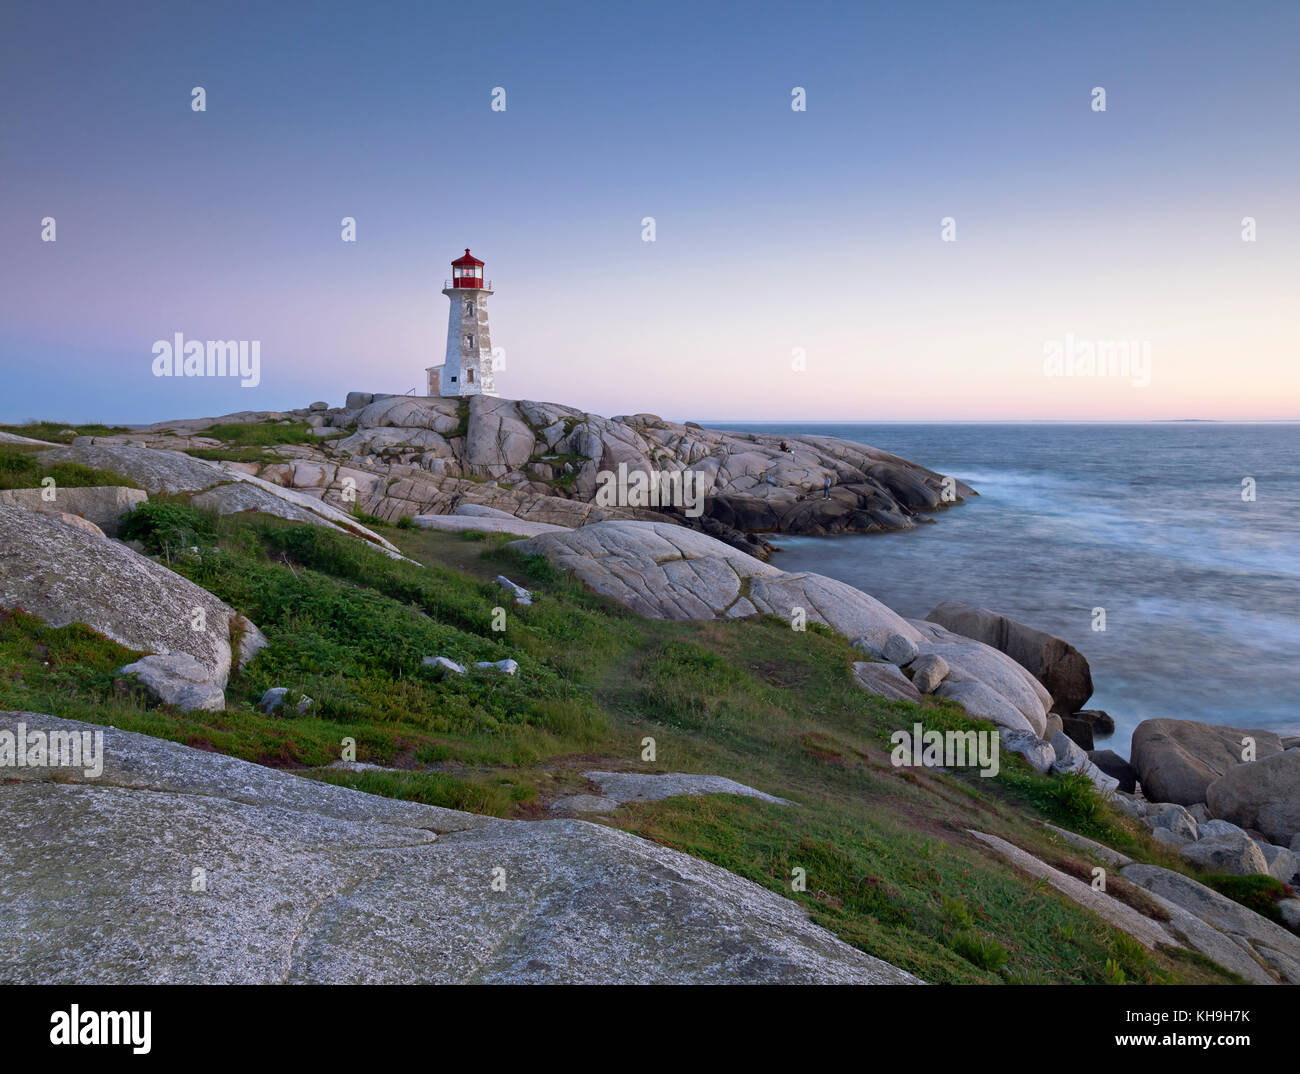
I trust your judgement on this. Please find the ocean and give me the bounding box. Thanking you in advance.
[709,422,1300,756]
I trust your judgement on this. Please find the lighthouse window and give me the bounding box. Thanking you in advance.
[467,369,475,383]
[465,301,475,315]
[465,334,474,348]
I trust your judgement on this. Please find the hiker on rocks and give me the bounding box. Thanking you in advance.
[823,476,832,500]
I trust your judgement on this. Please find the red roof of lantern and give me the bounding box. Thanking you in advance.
[451,248,484,267]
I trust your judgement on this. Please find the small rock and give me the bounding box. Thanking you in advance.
[473,659,518,675]
[1110,793,1147,819]
[423,656,466,675]
[1187,802,1211,824]
[882,632,919,666]
[496,576,533,606]
[259,687,313,716]
[907,653,949,694]
[1149,803,1198,842]
[309,401,329,411]
[1072,709,1116,737]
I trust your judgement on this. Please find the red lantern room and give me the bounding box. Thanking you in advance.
[450,248,485,288]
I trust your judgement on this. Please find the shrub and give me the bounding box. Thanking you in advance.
[119,502,216,553]
[951,931,1009,972]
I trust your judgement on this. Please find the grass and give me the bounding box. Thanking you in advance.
[0,448,140,492]
[180,420,326,464]
[1200,874,1294,925]
[0,495,1258,984]
[0,421,134,444]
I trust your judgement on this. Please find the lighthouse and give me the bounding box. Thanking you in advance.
[426,249,497,397]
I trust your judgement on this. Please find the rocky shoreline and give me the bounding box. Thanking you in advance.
[53,393,977,558]
[1,399,1296,983]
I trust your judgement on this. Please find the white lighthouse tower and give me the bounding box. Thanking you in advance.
[426,248,497,397]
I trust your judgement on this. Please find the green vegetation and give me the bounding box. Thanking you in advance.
[0,448,139,492]
[0,421,134,444]
[118,501,216,554]
[181,419,329,464]
[0,494,1252,984]
[1200,874,1294,925]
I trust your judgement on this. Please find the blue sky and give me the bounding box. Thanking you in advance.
[2,0,1297,422]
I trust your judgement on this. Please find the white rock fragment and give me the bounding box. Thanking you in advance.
[422,656,466,675]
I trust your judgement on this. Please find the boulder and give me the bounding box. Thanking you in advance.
[1178,833,1270,876]
[1197,818,1248,840]
[881,632,919,666]
[345,391,375,410]
[925,601,1092,714]
[34,444,225,495]
[1279,899,1300,930]
[1205,750,1300,846]
[117,653,225,712]
[1072,709,1115,737]
[1000,729,1056,773]
[0,713,917,984]
[1059,714,1094,751]
[1088,749,1137,794]
[0,506,257,706]
[1259,844,1299,885]
[852,662,922,704]
[1130,718,1284,806]
[909,620,1051,737]
[308,401,329,411]
[1049,730,1118,793]
[0,486,147,536]
[259,688,314,716]
[51,513,106,538]
[908,653,949,694]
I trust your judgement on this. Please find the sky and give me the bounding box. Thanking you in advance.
[1,0,1297,423]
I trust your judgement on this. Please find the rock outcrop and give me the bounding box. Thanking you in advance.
[72,394,976,550]
[0,506,265,711]
[1129,718,1284,806]
[0,712,918,985]
[34,444,401,556]
[925,601,1092,715]
[513,520,1057,763]
[0,486,146,536]
[1205,749,1300,846]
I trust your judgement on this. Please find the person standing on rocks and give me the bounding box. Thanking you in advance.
[823,476,832,500]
